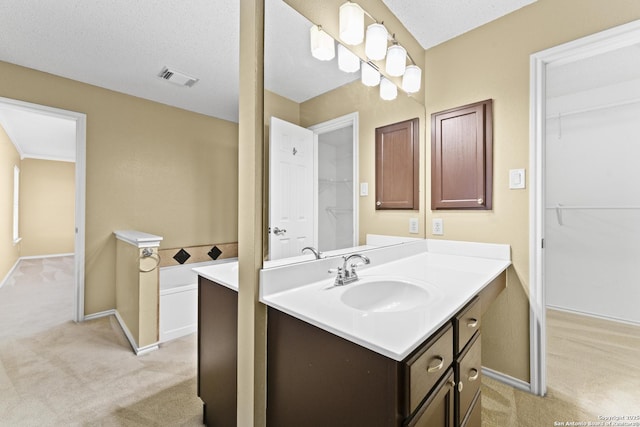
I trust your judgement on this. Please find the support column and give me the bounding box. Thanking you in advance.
[237,0,266,425]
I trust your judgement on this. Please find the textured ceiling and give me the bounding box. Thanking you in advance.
[382,0,537,49]
[0,0,538,158]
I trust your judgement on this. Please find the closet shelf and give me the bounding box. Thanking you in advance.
[546,204,640,226]
[546,96,640,120]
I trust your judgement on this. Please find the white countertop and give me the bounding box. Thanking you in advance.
[259,239,510,361]
[193,261,239,291]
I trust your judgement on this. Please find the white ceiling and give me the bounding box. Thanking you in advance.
[382,0,537,49]
[0,0,537,159]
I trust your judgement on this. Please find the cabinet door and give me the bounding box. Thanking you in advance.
[375,117,420,210]
[198,277,237,427]
[407,369,455,427]
[431,99,492,210]
[456,333,481,427]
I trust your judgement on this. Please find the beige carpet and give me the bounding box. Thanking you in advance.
[0,257,203,426]
[482,308,640,426]
[4,258,640,426]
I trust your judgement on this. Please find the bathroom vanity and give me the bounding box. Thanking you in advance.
[194,263,239,427]
[195,239,509,427]
[260,239,509,427]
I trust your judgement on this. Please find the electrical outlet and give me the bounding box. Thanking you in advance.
[432,218,443,235]
[409,218,419,234]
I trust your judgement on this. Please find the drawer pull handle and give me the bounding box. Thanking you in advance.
[447,379,456,388]
[466,318,478,328]
[427,357,444,373]
[468,368,479,382]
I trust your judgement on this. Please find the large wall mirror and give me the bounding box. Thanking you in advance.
[263,0,426,265]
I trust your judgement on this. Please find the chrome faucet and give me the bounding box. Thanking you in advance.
[302,246,323,259]
[329,253,370,286]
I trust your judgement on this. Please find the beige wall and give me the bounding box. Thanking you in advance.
[19,159,75,257]
[0,60,239,315]
[0,124,20,282]
[300,82,426,242]
[424,0,640,382]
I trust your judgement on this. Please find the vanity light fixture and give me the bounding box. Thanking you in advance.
[365,23,388,60]
[402,64,422,93]
[380,77,397,100]
[338,44,360,73]
[310,25,335,61]
[386,43,407,77]
[339,2,364,46]
[361,61,381,86]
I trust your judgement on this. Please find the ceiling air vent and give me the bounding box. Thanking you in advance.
[157,67,199,87]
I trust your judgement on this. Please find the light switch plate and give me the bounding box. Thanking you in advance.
[360,182,368,196]
[409,218,419,234]
[432,218,443,235]
[509,169,525,189]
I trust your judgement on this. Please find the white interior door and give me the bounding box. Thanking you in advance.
[269,117,315,260]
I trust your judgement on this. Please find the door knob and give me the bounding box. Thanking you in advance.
[272,227,287,236]
[477,198,484,204]
[376,201,382,206]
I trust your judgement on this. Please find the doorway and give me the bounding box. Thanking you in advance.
[310,112,358,252]
[530,20,640,396]
[0,96,86,322]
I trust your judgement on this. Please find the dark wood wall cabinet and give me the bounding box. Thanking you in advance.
[431,99,493,210]
[376,117,420,210]
[198,277,237,427]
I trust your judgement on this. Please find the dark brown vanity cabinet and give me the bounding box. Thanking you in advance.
[431,99,493,210]
[265,280,502,427]
[266,308,454,427]
[197,277,237,427]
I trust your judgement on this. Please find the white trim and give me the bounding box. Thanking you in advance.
[114,230,164,248]
[21,153,76,163]
[308,112,359,248]
[18,252,74,260]
[547,305,640,328]
[114,310,159,355]
[0,97,86,324]
[0,258,21,289]
[83,309,116,321]
[529,19,640,398]
[482,367,531,393]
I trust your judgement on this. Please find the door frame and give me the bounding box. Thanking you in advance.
[0,96,86,323]
[309,112,359,249]
[529,19,640,396]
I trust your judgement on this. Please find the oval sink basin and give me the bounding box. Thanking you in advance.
[340,279,432,312]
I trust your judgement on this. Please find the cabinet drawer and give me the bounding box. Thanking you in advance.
[406,323,454,414]
[455,297,481,354]
[456,333,481,425]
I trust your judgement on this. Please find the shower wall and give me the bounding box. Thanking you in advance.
[317,126,354,252]
[545,69,640,325]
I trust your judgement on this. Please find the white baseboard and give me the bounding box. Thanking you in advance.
[547,305,640,328]
[113,310,159,356]
[0,258,21,289]
[482,366,532,394]
[19,252,74,260]
[82,309,116,322]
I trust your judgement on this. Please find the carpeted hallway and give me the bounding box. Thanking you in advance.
[0,256,203,426]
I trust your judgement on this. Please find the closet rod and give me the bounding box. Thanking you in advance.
[545,206,640,210]
[546,204,640,226]
[546,97,640,120]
